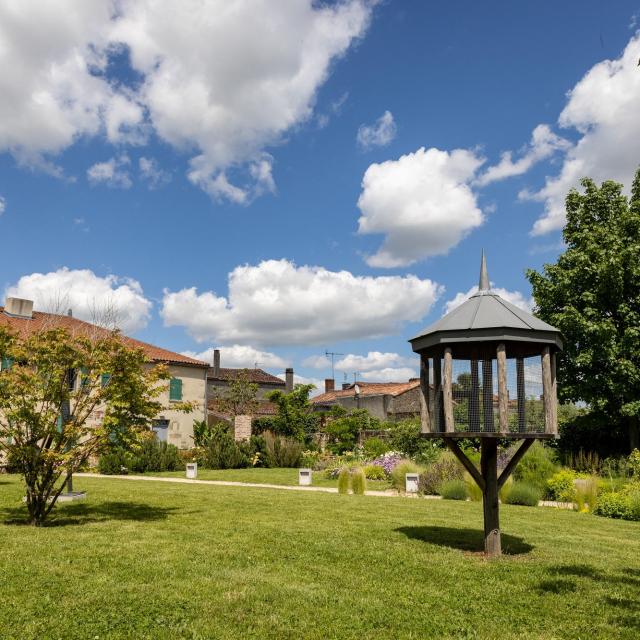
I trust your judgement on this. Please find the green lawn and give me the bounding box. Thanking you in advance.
[1,474,639,639]
[144,466,392,490]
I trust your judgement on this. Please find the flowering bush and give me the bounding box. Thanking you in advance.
[368,451,404,476]
[419,451,464,495]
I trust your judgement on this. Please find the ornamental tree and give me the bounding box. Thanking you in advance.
[527,169,640,451]
[0,324,192,525]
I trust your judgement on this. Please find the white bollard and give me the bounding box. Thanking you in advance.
[405,473,419,493]
[186,462,198,479]
[299,468,312,486]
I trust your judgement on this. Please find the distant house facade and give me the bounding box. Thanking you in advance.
[0,297,208,449]
[311,378,421,422]
[206,349,293,424]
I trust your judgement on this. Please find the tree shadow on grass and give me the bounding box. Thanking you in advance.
[395,526,534,556]
[2,501,183,527]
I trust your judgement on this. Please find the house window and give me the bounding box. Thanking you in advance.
[101,373,111,388]
[169,377,183,401]
[1,356,13,370]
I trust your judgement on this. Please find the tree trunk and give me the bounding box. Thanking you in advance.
[629,416,640,452]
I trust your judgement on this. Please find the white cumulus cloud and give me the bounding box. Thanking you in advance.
[357,110,397,150]
[476,124,570,187]
[359,367,417,382]
[527,34,640,235]
[183,345,288,370]
[139,157,171,189]
[0,196,5,215]
[357,147,486,268]
[161,259,442,347]
[5,267,152,333]
[87,155,132,188]
[304,351,414,372]
[443,285,533,316]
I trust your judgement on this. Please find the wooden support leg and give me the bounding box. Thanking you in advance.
[481,439,501,557]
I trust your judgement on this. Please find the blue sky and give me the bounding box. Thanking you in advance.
[1,1,639,390]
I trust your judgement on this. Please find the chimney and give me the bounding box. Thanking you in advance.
[285,367,294,393]
[3,297,33,319]
[67,308,73,317]
[213,349,221,377]
[324,378,335,393]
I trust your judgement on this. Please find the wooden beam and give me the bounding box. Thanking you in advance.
[516,357,526,432]
[542,346,554,435]
[444,439,484,491]
[497,438,535,490]
[551,352,558,435]
[443,347,454,432]
[419,355,432,434]
[482,359,494,432]
[496,343,508,432]
[433,355,443,432]
[481,439,501,557]
[469,359,480,431]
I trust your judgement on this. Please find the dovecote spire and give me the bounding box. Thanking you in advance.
[478,250,490,292]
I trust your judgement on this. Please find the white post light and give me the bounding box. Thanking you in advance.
[299,468,312,486]
[186,463,198,479]
[405,473,419,493]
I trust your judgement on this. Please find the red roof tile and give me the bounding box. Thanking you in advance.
[0,307,209,368]
[311,380,420,404]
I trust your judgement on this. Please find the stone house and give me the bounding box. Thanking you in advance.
[0,297,208,449]
[310,378,421,422]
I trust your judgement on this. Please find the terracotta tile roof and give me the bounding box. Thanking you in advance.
[207,367,285,385]
[0,307,209,368]
[207,399,279,418]
[311,379,420,404]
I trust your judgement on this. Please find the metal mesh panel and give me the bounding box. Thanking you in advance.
[436,355,545,434]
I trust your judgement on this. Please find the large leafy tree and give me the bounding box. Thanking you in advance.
[0,325,190,525]
[214,370,259,418]
[266,384,318,441]
[527,170,640,450]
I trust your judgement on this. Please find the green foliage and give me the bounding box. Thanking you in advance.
[513,442,558,492]
[630,449,640,478]
[202,424,249,469]
[594,485,640,521]
[363,464,387,481]
[192,419,214,447]
[350,467,366,495]
[0,324,186,525]
[564,449,602,474]
[324,407,379,454]
[387,418,441,464]
[266,384,319,441]
[390,460,422,491]
[558,411,628,460]
[337,467,350,494]
[503,481,542,507]
[97,449,132,475]
[129,439,182,473]
[419,451,464,495]
[547,469,578,502]
[464,474,483,502]
[214,371,259,418]
[262,432,303,468]
[362,437,390,458]
[439,479,468,500]
[527,169,640,450]
[574,477,598,513]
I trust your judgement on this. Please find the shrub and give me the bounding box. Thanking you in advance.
[98,449,132,475]
[546,469,578,502]
[514,442,558,492]
[594,482,640,521]
[263,432,303,468]
[387,419,441,464]
[464,474,483,502]
[363,464,387,481]
[390,460,422,491]
[630,449,640,478]
[439,479,468,500]
[503,481,541,507]
[419,451,464,495]
[369,451,404,476]
[362,437,390,458]
[203,425,249,469]
[351,467,367,495]
[337,467,350,495]
[130,439,182,473]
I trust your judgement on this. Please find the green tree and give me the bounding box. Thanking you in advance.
[0,325,192,525]
[214,370,259,418]
[266,384,318,441]
[527,170,640,450]
[324,406,379,454]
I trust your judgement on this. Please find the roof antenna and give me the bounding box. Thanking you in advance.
[478,250,490,292]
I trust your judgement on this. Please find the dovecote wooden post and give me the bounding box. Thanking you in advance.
[419,355,431,434]
[411,251,563,558]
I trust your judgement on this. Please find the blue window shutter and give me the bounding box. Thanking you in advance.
[101,373,111,387]
[169,377,182,401]
[1,356,13,370]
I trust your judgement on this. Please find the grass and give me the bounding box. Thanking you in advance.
[0,474,639,639]
[143,466,392,491]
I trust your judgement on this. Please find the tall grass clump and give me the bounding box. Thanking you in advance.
[337,467,350,495]
[419,451,464,495]
[503,481,541,507]
[513,441,558,492]
[351,467,367,495]
[390,460,422,491]
[464,474,483,502]
[439,479,468,500]
[575,477,598,512]
[263,432,303,468]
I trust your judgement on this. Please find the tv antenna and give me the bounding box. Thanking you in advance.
[325,350,344,381]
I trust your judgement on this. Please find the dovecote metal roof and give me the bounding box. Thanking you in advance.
[410,252,563,356]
